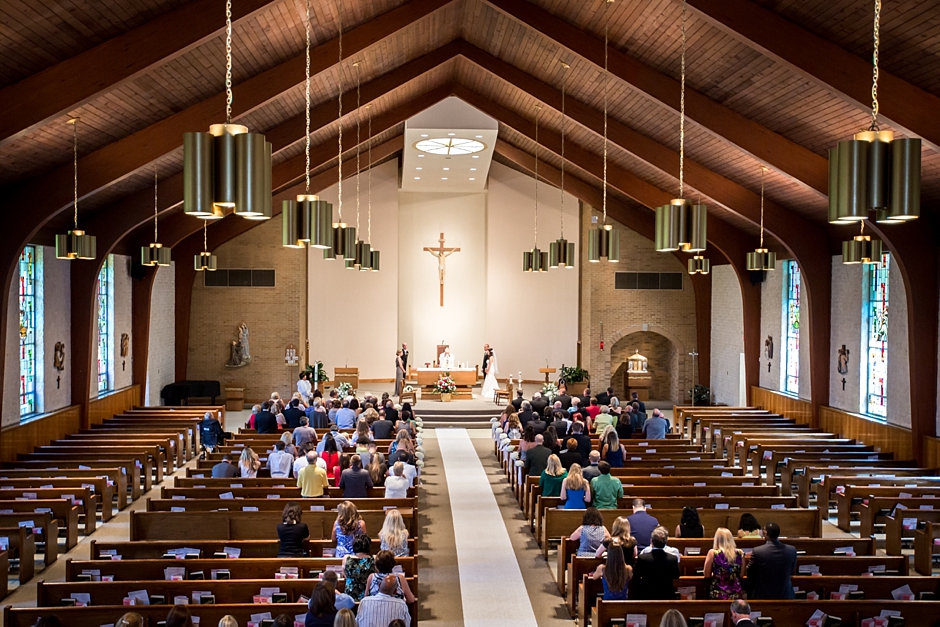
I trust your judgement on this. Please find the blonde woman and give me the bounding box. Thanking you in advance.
[238,447,260,478]
[331,501,367,558]
[388,429,414,459]
[596,516,637,562]
[659,609,688,627]
[333,608,357,627]
[217,616,238,627]
[538,454,568,498]
[279,430,296,457]
[379,508,411,556]
[352,418,372,445]
[560,463,591,509]
[703,527,745,599]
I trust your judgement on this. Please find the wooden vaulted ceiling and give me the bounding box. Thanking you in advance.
[3,0,940,263]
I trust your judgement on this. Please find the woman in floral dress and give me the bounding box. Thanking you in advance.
[703,527,745,599]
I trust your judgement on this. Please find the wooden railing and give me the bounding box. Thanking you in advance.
[751,386,813,425]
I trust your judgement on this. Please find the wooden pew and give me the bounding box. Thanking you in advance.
[0,476,116,520]
[86,425,192,461]
[89,538,417,560]
[824,474,940,507]
[0,512,58,565]
[0,525,36,585]
[11,457,149,495]
[22,444,163,482]
[0,499,81,549]
[62,433,181,468]
[146,496,417,518]
[786,464,924,505]
[0,467,130,507]
[885,510,940,555]
[761,449,895,485]
[160,486,417,500]
[0,486,98,529]
[725,431,842,465]
[913,521,940,575]
[858,496,940,536]
[834,485,940,531]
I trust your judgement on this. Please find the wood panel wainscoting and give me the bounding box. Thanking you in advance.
[818,406,914,461]
[751,387,813,426]
[88,385,141,427]
[0,405,81,463]
[925,436,940,468]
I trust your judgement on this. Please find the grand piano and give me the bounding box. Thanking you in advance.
[160,380,222,405]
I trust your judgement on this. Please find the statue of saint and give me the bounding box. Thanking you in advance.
[238,323,251,363]
[227,340,243,368]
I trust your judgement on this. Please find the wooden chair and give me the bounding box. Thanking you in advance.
[400,391,417,405]
[494,381,512,405]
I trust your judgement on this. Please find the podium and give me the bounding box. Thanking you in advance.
[334,367,359,391]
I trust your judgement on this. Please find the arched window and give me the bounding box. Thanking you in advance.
[782,260,801,395]
[18,246,40,416]
[864,253,890,418]
[96,255,114,393]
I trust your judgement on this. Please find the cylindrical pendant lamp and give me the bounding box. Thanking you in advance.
[523,251,534,272]
[56,230,97,260]
[141,243,171,267]
[890,137,921,220]
[234,132,267,218]
[194,251,217,271]
[343,226,357,261]
[587,229,600,263]
[183,132,216,218]
[370,250,381,271]
[312,200,333,249]
[281,200,302,248]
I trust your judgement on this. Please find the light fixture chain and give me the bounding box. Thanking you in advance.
[203,220,208,252]
[870,0,881,130]
[72,118,78,229]
[759,167,766,249]
[534,105,540,247]
[679,0,686,199]
[337,0,344,221]
[367,105,372,244]
[355,63,361,233]
[154,165,159,242]
[602,0,609,225]
[225,0,233,124]
[305,0,311,192]
[560,62,568,238]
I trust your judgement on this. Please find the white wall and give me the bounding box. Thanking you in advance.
[484,162,578,379]
[886,258,911,428]
[309,160,400,380]
[112,254,133,391]
[759,259,783,390]
[829,256,864,412]
[146,264,175,405]
[710,265,745,406]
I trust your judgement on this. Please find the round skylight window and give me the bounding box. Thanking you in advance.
[414,137,486,156]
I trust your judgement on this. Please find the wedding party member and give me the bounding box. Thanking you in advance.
[394,350,405,396]
[481,348,499,401]
[400,343,409,371]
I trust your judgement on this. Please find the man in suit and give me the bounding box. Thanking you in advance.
[747,521,797,599]
[482,344,490,378]
[550,411,570,439]
[511,390,525,411]
[528,414,547,436]
[578,387,592,409]
[595,387,613,407]
[558,438,582,471]
[555,390,573,411]
[524,435,550,476]
[211,454,238,478]
[254,401,278,434]
[631,526,681,600]
[626,499,660,551]
[631,392,646,414]
[517,401,536,429]
[581,450,601,481]
[401,343,409,372]
[729,599,757,627]
[569,421,592,463]
[283,398,305,430]
[384,400,399,424]
[530,392,549,417]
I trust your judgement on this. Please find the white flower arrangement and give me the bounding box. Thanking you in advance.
[403,385,414,393]
[541,382,559,400]
[335,382,353,397]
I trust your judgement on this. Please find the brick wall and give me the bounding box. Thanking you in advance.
[610,332,673,400]
[187,217,306,403]
[579,205,698,405]
[710,264,744,406]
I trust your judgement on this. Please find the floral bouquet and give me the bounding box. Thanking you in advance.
[403,385,414,393]
[336,381,353,397]
[433,374,457,394]
[541,382,559,400]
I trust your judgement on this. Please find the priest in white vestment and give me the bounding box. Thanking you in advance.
[439,348,456,369]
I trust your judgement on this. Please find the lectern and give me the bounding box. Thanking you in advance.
[334,367,359,391]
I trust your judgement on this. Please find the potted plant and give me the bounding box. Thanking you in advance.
[559,366,590,396]
[434,373,457,402]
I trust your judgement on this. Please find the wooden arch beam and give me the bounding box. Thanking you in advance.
[0,0,277,147]
[482,0,828,197]
[684,0,940,154]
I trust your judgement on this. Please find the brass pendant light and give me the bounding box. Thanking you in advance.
[828,0,920,225]
[56,118,97,260]
[550,62,576,269]
[141,165,172,267]
[283,0,333,249]
[842,220,884,265]
[366,104,380,272]
[655,0,707,255]
[746,167,776,271]
[183,0,272,221]
[327,0,355,261]
[194,221,218,271]
[523,105,549,273]
[587,0,619,264]
[688,255,710,275]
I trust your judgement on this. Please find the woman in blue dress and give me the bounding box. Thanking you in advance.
[600,429,625,468]
[559,463,592,509]
[590,540,632,600]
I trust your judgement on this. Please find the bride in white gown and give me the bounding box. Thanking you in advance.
[481,349,499,400]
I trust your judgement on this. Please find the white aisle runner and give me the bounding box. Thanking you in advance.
[436,429,539,627]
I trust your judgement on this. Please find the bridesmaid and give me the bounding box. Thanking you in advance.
[394,350,405,396]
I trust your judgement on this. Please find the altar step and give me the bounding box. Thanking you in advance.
[416,405,500,428]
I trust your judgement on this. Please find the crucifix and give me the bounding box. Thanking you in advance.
[424,232,460,307]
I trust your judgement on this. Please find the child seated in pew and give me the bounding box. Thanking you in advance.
[365,550,415,603]
[380,508,410,556]
[332,501,367,558]
[571,507,610,556]
[590,539,632,600]
[596,516,637,564]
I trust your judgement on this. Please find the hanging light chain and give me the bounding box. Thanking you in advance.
[355,62,361,233]
[602,0,610,225]
[304,0,311,192]
[154,165,159,242]
[534,104,540,247]
[679,0,686,199]
[759,167,767,249]
[225,0,233,124]
[337,0,344,220]
[367,105,372,244]
[869,0,882,131]
[203,220,208,252]
[70,118,79,230]
[560,62,568,238]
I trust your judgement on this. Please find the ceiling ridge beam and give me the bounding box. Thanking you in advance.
[0,0,277,147]
[684,0,940,154]
[481,0,828,196]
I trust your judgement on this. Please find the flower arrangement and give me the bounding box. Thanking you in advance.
[541,382,559,400]
[433,373,457,394]
[335,381,353,397]
[403,385,414,393]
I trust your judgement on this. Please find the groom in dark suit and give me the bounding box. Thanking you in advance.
[482,344,490,377]
[401,343,409,371]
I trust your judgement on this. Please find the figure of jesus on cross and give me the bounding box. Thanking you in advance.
[424,232,460,307]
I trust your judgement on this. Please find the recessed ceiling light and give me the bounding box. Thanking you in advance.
[472,155,480,159]
[469,178,476,181]
[416,167,422,170]
[414,176,420,180]
[443,167,449,171]
[448,132,456,136]
[420,134,428,138]
[418,154,425,158]
[475,135,483,138]
[470,168,477,171]
[442,177,448,180]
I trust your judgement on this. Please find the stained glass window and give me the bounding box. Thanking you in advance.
[783,260,801,395]
[96,255,113,393]
[18,246,38,416]
[865,253,890,418]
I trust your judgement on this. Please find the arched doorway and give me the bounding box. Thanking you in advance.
[609,331,679,402]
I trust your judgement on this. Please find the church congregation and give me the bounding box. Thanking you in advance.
[3,0,940,625]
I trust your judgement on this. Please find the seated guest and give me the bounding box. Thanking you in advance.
[570,507,610,556]
[327,399,342,424]
[319,433,343,481]
[736,513,763,539]
[746,521,797,599]
[388,429,415,462]
[530,392,549,416]
[659,609,688,627]
[367,451,388,487]
[321,571,354,610]
[342,534,374,602]
[539,454,568,497]
[339,454,373,498]
[626,499,659,550]
[165,605,194,627]
[643,408,668,439]
[590,539,631,600]
[333,608,356,627]
[332,501,366,558]
[238,447,260,478]
[277,502,309,557]
[631,526,681,600]
[384,461,411,498]
[283,398,306,429]
[615,407,634,441]
[334,400,357,429]
[316,425,348,454]
[586,398,602,422]
[304,584,337,627]
[211,454,238,478]
[582,450,602,481]
[199,411,226,451]
[528,412,548,436]
[254,401,278,434]
[355,575,411,627]
[267,440,293,478]
[596,516,637,563]
[217,616,237,627]
[517,401,536,428]
[351,418,373,445]
[511,389,525,411]
[504,414,523,439]
[280,430,298,457]
[371,412,394,440]
[675,506,705,538]
[560,463,591,509]
[365,550,415,602]
[519,425,537,459]
[593,404,614,433]
[640,525,681,560]
[590,461,624,509]
[568,420,592,463]
[297,452,330,497]
[729,599,756,627]
[524,434,551,476]
[115,613,143,627]
[599,428,625,468]
[704,527,745,600]
[596,387,613,407]
[558,438,582,470]
[380,508,410,556]
[293,416,318,449]
[542,426,561,455]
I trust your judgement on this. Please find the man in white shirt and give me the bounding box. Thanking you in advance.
[266,441,293,478]
[384,462,411,498]
[355,575,411,627]
[297,372,312,403]
[639,525,682,561]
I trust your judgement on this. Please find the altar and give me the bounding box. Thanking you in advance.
[417,367,476,401]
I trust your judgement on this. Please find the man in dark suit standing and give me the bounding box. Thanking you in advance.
[517,402,536,429]
[558,438,582,471]
[528,414,547,436]
[631,526,680,600]
[729,599,757,626]
[401,343,409,372]
[482,344,490,380]
[254,401,278,434]
[626,499,660,551]
[524,435,550,476]
[595,387,613,407]
[747,521,797,599]
[530,393,549,417]
[511,390,524,412]
[555,391,573,411]
[283,398,305,430]
[550,411,570,439]
[578,387,592,409]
